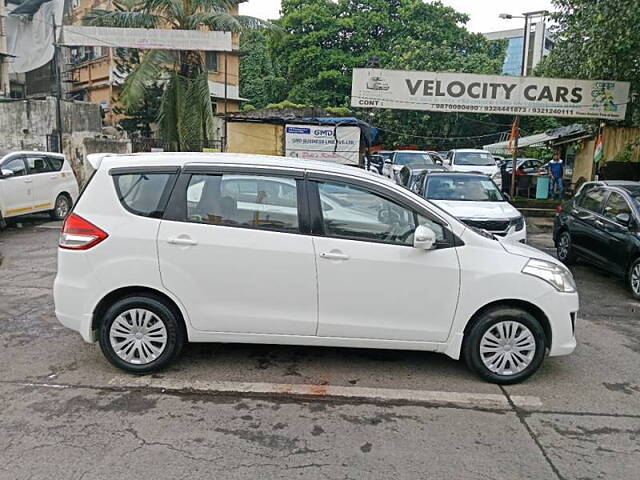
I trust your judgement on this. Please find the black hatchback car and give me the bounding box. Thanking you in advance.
[553,181,640,299]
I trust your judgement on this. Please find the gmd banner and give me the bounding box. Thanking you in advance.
[351,68,630,120]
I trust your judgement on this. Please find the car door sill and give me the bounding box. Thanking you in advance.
[188,330,444,353]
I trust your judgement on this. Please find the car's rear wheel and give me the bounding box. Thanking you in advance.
[463,307,547,384]
[629,259,640,300]
[556,231,576,265]
[50,194,71,220]
[99,295,185,374]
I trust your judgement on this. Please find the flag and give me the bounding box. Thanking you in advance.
[593,133,604,163]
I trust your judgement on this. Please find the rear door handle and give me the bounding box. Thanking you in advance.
[320,252,350,261]
[594,220,604,228]
[168,235,198,246]
[24,178,32,183]
[50,174,59,179]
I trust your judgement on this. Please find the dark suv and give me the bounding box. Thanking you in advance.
[553,181,640,299]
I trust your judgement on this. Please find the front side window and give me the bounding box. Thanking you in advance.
[25,156,52,174]
[113,172,174,218]
[187,174,299,233]
[424,175,504,202]
[603,192,631,222]
[316,180,444,245]
[453,151,495,166]
[2,158,26,176]
[579,188,606,213]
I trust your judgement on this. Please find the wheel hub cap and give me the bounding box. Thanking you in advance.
[632,265,640,294]
[109,309,168,365]
[479,321,536,376]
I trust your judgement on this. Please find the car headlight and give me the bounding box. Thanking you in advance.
[522,258,576,293]
[510,215,525,232]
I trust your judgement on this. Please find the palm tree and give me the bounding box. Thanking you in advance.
[84,0,267,151]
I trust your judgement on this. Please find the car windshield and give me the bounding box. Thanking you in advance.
[394,153,435,166]
[424,175,505,202]
[454,151,495,166]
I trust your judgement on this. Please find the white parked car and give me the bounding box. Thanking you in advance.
[54,153,578,384]
[420,172,527,243]
[446,149,500,178]
[0,151,78,224]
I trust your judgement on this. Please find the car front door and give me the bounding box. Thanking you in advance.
[309,176,460,343]
[24,154,55,212]
[600,191,637,276]
[0,157,32,218]
[158,169,318,336]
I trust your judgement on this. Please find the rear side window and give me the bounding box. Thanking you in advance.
[579,188,606,213]
[113,173,175,218]
[47,156,64,171]
[25,155,52,174]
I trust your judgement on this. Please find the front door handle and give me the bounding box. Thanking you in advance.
[24,178,33,183]
[168,235,198,246]
[320,251,350,261]
[594,219,604,228]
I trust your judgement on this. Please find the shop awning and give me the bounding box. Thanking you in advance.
[484,124,592,153]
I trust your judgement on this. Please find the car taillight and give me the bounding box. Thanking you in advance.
[59,213,108,250]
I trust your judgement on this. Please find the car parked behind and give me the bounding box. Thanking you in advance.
[417,171,526,243]
[54,152,578,384]
[0,151,78,225]
[383,150,444,182]
[446,149,500,178]
[554,181,640,299]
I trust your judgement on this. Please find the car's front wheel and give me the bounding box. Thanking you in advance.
[629,258,640,300]
[99,295,185,374]
[463,307,547,384]
[556,231,576,265]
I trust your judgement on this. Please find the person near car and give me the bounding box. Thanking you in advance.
[547,152,564,199]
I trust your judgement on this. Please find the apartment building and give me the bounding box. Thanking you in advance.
[67,0,243,125]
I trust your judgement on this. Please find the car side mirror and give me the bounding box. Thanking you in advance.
[434,158,443,165]
[414,224,437,250]
[0,169,14,178]
[384,159,392,165]
[616,213,631,227]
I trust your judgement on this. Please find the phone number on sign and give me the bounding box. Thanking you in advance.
[434,104,576,115]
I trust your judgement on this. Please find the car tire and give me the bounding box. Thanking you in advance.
[50,194,71,220]
[629,258,640,300]
[556,231,576,265]
[99,295,185,374]
[463,307,547,385]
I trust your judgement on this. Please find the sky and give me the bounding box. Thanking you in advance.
[240,0,555,33]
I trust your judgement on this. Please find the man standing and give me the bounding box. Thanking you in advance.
[548,152,564,199]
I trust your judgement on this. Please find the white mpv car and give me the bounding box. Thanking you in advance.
[54,153,578,384]
[0,151,78,223]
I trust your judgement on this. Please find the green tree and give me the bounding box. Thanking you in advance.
[85,0,267,150]
[259,0,507,147]
[239,29,288,108]
[539,0,640,126]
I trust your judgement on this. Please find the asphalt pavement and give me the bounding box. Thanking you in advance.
[0,215,638,480]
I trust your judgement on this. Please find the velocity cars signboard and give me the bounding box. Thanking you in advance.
[351,68,630,120]
[285,125,361,165]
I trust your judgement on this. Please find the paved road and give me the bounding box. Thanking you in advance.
[0,217,638,479]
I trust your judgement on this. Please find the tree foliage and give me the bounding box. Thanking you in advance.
[240,0,509,148]
[539,0,640,126]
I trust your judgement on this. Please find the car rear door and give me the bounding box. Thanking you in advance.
[157,166,318,336]
[24,154,55,212]
[570,187,609,264]
[308,174,460,343]
[0,156,32,217]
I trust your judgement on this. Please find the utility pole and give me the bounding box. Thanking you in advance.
[51,13,64,153]
[223,50,228,152]
[499,10,547,197]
